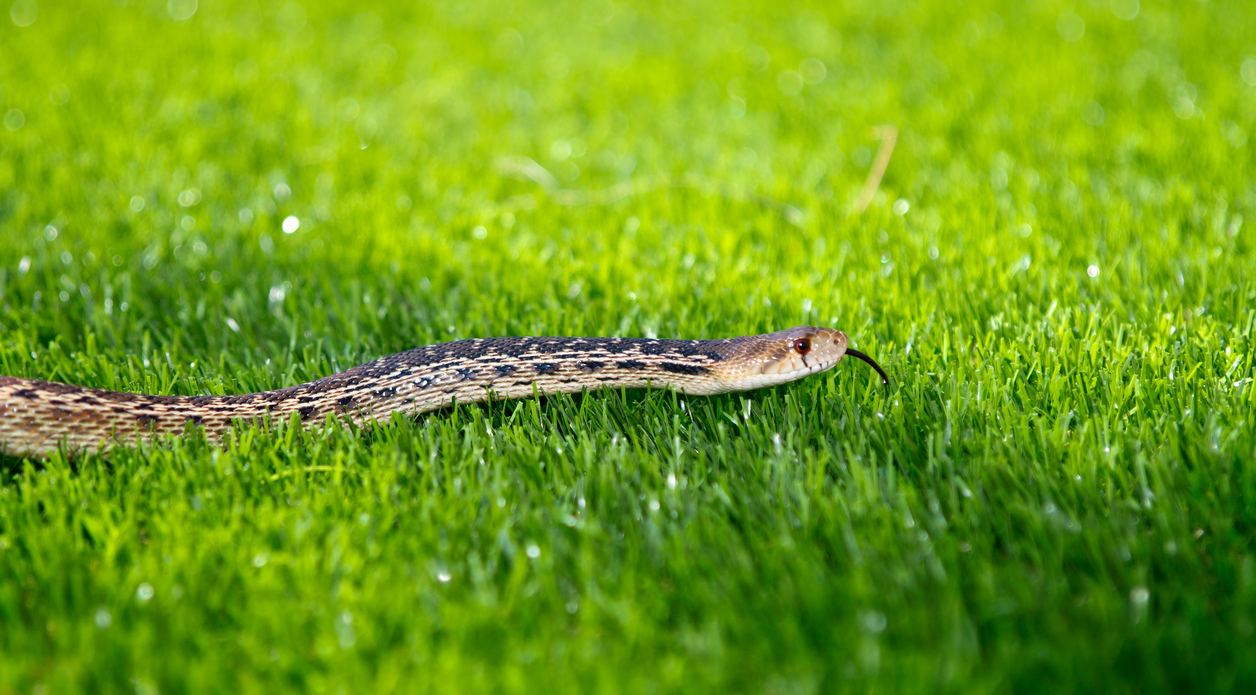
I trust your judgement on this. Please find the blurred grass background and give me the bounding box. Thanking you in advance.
[1,0,1255,692]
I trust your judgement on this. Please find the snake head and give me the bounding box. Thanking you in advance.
[714,326,847,390]
[713,326,889,391]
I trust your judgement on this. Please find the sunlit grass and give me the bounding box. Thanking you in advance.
[1,0,1255,692]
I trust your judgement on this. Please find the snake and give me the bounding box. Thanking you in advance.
[0,326,887,457]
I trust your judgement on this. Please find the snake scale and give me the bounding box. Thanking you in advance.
[0,326,886,457]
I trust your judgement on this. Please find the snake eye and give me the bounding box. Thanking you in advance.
[793,338,811,354]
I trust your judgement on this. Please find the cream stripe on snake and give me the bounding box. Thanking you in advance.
[0,326,887,457]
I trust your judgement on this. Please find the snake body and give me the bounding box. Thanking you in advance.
[0,326,886,457]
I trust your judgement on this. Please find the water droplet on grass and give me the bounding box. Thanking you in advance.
[858,610,887,634]
[1056,11,1084,42]
[1173,97,1196,119]
[800,58,826,84]
[493,28,523,59]
[1111,0,1139,21]
[550,139,572,161]
[1129,586,1149,615]
[168,0,197,21]
[543,53,571,79]
[336,610,356,648]
[10,0,38,26]
[776,70,803,96]
[1242,58,1256,86]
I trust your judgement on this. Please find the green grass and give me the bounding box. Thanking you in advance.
[2,0,1255,691]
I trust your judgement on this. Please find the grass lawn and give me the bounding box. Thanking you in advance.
[2,0,1255,691]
